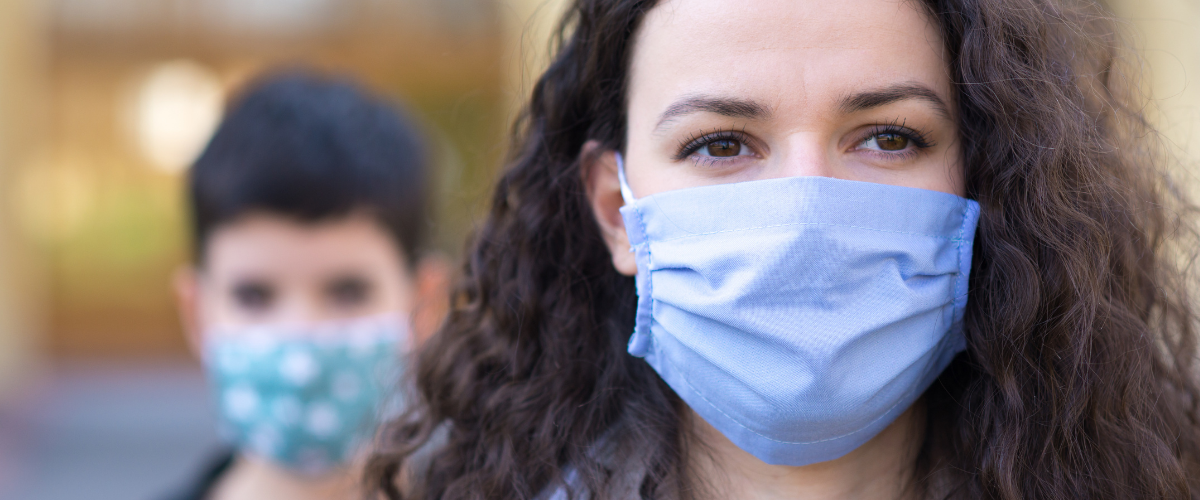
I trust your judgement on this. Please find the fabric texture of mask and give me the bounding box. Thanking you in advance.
[616,156,980,466]
[203,313,408,475]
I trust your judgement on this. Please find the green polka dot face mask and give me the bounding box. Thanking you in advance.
[202,313,408,475]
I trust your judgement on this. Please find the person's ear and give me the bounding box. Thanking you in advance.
[173,266,205,359]
[411,253,452,345]
[580,140,637,276]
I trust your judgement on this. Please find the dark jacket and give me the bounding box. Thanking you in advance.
[160,449,234,500]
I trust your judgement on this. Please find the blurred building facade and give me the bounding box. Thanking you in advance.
[0,0,50,400]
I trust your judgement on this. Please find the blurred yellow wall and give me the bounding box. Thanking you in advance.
[1109,0,1200,178]
[499,0,569,118]
[0,0,49,398]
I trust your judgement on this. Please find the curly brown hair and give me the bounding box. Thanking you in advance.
[366,0,1200,498]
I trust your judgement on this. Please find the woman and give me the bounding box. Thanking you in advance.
[369,0,1200,498]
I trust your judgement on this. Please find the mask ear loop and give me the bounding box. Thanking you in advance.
[616,152,637,205]
[613,153,653,358]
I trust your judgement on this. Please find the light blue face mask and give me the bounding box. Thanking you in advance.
[616,155,980,466]
[203,314,408,475]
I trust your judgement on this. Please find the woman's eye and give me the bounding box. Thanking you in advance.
[862,132,911,152]
[675,131,758,162]
[703,139,744,157]
[232,282,274,311]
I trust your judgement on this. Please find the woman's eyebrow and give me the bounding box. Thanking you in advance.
[838,83,951,118]
[655,95,772,132]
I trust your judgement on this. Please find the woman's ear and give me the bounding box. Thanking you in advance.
[580,140,637,276]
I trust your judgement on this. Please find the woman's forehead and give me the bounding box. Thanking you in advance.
[628,0,951,119]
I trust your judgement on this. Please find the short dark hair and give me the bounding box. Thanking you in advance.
[188,71,429,266]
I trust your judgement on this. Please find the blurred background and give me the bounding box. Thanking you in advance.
[0,0,1196,498]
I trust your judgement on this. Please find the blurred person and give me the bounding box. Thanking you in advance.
[168,72,448,500]
[365,0,1200,499]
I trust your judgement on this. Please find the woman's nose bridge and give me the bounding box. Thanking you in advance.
[774,133,834,178]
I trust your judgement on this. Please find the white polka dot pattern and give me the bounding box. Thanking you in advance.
[203,314,409,475]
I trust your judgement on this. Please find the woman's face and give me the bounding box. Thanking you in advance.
[587,0,962,274]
